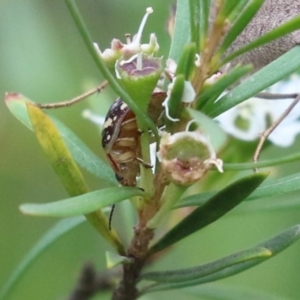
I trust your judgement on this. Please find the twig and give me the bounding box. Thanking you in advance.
[67,263,118,300]
[253,93,300,171]
[111,172,166,299]
[111,228,154,300]
[256,92,298,100]
[36,80,108,109]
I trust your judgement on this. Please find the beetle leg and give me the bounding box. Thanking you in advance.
[136,157,153,168]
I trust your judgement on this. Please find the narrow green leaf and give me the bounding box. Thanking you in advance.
[186,108,227,151]
[5,93,116,186]
[150,173,268,254]
[141,247,270,283]
[106,251,133,269]
[176,191,213,208]
[0,217,85,300]
[222,15,300,66]
[189,0,200,50]
[147,183,187,230]
[64,0,158,138]
[26,102,125,254]
[168,0,190,62]
[226,0,249,22]
[217,0,242,21]
[177,173,300,208]
[234,183,300,215]
[5,93,32,128]
[166,74,185,127]
[198,0,210,50]
[223,152,300,171]
[206,46,300,118]
[184,284,287,300]
[245,173,300,201]
[143,225,300,293]
[27,102,89,196]
[215,0,264,58]
[196,64,252,110]
[175,43,197,80]
[20,187,144,217]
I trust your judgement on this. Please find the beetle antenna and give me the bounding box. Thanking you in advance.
[108,204,116,230]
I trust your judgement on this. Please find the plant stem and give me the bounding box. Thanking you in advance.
[112,168,168,299]
[112,219,155,300]
[136,118,155,198]
[147,183,186,229]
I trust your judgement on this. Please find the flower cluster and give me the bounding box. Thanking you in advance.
[93,7,159,69]
[88,7,224,186]
[216,75,300,147]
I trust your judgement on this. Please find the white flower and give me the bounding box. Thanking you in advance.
[162,78,196,122]
[216,75,300,147]
[94,7,159,63]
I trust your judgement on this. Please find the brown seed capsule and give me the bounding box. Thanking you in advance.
[157,131,223,186]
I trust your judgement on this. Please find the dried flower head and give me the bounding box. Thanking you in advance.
[157,131,223,185]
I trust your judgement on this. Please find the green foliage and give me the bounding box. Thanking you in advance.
[150,173,268,254]
[221,14,300,66]
[3,0,300,299]
[64,0,158,137]
[142,247,271,283]
[5,93,116,186]
[177,172,300,208]
[215,0,264,58]
[205,46,300,117]
[175,43,197,79]
[20,187,144,218]
[142,225,300,293]
[196,64,252,110]
[168,0,190,61]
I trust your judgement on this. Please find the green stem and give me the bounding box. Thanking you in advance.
[137,118,155,198]
[64,0,158,140]
[223,152,300,171]
[147,183,187,229]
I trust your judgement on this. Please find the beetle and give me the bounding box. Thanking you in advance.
[102,91,166,187]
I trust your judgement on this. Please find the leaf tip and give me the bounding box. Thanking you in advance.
[260,247,273,257]
[105,251,133,269]
[5,92,22,103]
[295,224,300,236]
[19,204,34,215]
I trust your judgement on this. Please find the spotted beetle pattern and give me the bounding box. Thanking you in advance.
[102,98,140,186]
[102,92,166,186]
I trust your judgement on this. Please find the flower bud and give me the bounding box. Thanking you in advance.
[94,7,159,73]
[93,39,124,71]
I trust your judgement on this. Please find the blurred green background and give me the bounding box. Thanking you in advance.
[1,1,300,299]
